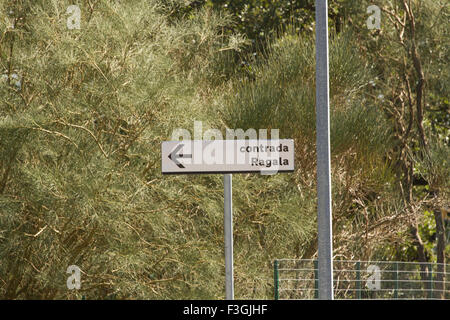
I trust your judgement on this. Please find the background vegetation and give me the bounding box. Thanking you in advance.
[0,0,448,299]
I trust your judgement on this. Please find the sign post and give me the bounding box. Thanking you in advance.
[162,139,294,299]
[315,0,334,300]
[224,174,234,300]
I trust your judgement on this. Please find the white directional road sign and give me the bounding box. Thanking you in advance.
[161,139,294,174]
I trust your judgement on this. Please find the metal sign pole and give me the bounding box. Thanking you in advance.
[315,0,334,300]
[224,174,234,300]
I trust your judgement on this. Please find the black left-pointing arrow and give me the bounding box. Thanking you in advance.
[168,144,192,169]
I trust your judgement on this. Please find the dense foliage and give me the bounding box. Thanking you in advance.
[0,0,448,299]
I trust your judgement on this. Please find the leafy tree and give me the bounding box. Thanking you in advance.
[0,0,247,299]
[0,0,447,300]
[340,0,449,297]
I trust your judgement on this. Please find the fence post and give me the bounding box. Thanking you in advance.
[446,263,448,300]
[314,260,319,299]
[428,263,433,299]
[394,262,399,299]
[274,260,279,300]
[356,261,361,299]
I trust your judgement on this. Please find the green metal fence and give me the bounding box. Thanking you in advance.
[274,259,449,300]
